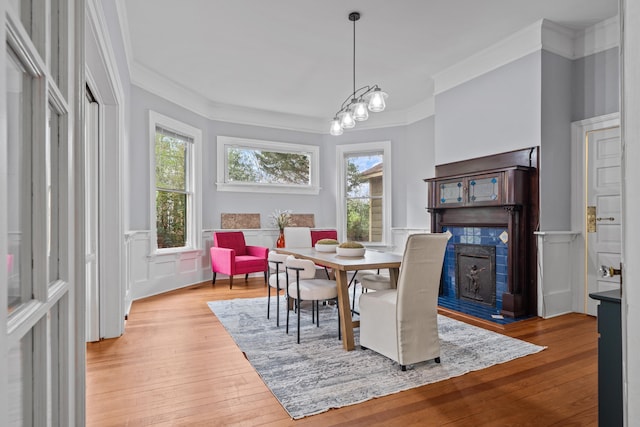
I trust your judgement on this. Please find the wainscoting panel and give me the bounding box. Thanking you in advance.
[535,231,579,318]
[124,228,430,302]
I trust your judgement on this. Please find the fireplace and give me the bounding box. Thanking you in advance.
[425,148,539,318]
[455,244,496,307]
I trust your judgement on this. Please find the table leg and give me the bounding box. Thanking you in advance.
[389,267,400,289]
[335,270,355,351]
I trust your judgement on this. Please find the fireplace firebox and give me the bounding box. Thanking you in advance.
[455,244,496,307]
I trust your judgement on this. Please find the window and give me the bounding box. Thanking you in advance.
[149,111,202,251]
[216,136,320,194]
[337,141,391,245]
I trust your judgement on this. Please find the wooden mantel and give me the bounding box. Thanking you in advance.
[424,148,539,317]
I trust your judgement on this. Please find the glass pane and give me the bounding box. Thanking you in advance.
[7,47,32,313]
[345,152,383,243]
[226,146,311,185]
[440,180,464,204]
[156,190,187,248]
[47,105,60,282]
[8,331,33,426]
[155,131,186,190]
[469,176,500,202]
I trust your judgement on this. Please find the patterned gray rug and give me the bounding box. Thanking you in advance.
[207,296,545,419]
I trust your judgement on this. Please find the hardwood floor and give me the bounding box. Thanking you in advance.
[86,278,598,426]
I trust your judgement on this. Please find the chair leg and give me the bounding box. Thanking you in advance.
[267,285,271,320]
[401,365,407,372]
[286,296,290,335]
[212,272,216,285]
[297,296,301,344]
[245,273,249,281]
[229,275,233,290]
[435,357,441,363]
[352,281,357,313]
[264,269,268,285]
[275,287,280,327]
[316,301,320,327]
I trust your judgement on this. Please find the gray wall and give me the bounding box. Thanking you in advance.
[572,47,620,122]
[540,50,573,230]
[434,52,542,165]
[128,85,436,232]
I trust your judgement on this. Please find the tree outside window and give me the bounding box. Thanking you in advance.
[345,152,384,243]
[155,127,191,248]
[216,136,320,195]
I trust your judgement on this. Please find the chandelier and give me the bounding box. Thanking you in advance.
[329,12,388,136]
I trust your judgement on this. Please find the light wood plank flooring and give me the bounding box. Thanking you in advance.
[86,278,598,426]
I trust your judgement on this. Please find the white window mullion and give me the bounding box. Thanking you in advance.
[32,77,49,301]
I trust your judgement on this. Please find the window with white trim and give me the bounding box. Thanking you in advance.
[336,141,392,245]
[149,111,201,251]
[216,136,320,194]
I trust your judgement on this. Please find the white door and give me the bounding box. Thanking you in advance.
[2,1,82,425]
[586,126,622,315]
[85,91,100,342]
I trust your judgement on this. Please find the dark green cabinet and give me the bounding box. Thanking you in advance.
[589,289,622,426]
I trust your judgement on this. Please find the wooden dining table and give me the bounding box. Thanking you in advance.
[275,247,403,350]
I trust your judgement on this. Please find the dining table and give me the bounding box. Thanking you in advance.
[275,247,403,351]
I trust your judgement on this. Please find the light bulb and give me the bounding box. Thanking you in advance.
[367,88,388,112]
[352,99,369,121]
[329,118,343,136]
[339,110,356,129]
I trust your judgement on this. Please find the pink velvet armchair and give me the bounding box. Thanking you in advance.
[210,231,269,289]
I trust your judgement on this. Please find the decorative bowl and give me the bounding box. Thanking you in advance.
[315,243,338,252]
[336,247,366,257]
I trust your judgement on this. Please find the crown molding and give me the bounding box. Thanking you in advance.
[131,60,435,134]
[574,16,620,58]
[434,20,546,95]
[131,62,325,133]
[434,17,620,95]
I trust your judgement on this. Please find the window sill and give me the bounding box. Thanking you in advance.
[216,182,320,195]
[149,247,201,259]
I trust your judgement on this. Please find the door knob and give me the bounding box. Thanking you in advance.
[599,264,623,285]
[599,265,620,277]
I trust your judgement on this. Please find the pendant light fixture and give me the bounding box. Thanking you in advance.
[330,11,388,136]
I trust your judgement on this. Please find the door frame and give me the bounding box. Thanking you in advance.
[571,112,620,314]
[85,0,127,339]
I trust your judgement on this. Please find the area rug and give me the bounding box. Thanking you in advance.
[207,297,545,419]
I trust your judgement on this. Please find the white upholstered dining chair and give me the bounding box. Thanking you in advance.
[283,227,312,248]
[359,233,449,370]
[267,251,289,327]
[285,256,340,344]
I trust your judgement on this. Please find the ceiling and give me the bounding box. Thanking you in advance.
[117,0,618,131]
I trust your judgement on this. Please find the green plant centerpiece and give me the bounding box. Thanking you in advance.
[316,238,339,245]
[336,241,366,256]
[338,241,364,248]
[315,238,339,252]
